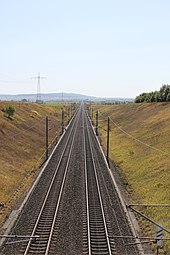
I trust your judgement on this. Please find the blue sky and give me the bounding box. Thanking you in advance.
[0,0,170,98]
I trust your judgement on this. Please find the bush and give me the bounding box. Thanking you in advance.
[4,105,15,119]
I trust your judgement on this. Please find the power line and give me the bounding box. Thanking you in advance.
[96,110,170,156]
[109,117,170,156]
[6,117,46,140]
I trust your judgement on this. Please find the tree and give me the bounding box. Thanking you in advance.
[166,93,170,102]
[135,93,148,103]
[154,91,161,102]
[21,99,28,102]
[159,84,170,101]
[135,84,170,103]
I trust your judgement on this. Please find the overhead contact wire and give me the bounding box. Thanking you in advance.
[96,109,170,156]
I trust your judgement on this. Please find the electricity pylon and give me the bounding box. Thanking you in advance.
[32,72,46,104]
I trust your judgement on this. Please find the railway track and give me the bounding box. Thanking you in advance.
[0,104,140,255]
[83,112,115,254]
[19,107,80,255]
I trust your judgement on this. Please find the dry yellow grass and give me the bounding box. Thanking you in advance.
[92,102,170,252]
[0,101,70,225]
[1,101,169,252]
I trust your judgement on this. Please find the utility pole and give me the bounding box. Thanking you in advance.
[96,111,98,136]
[46,116,48,161]
[68,106,70,121]
[106,117,110,167]
[32,72,46,104]
[91,106,93,121]
[70,104,72,117]
[61,108,64,134]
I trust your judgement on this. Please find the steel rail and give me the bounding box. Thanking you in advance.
[83,108,91,255]
[44,108,80,254]
[84,110,113,255]
[87,117,133,255]
[23,107,81,255]
[87,111,141,255]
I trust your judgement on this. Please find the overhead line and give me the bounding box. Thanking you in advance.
[109,117,170,156]
[97,110,170,156]
[6,117,46,140]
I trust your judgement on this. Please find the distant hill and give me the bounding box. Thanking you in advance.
[0,92,95,102]
[0,92,134,103]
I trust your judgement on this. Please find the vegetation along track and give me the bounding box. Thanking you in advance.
[0,104,140,255]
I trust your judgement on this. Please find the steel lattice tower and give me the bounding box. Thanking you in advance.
[32,72,46,103]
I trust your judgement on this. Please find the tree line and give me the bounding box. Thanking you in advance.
[135,84,170,103]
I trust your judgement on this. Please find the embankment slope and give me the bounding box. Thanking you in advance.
[93,102,170,251]
[0,102,66,225]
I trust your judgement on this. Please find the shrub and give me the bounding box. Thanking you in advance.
[4,105,15,119]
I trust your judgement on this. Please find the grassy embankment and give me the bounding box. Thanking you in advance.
[0,101,70,225]
[92,102,170,252]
